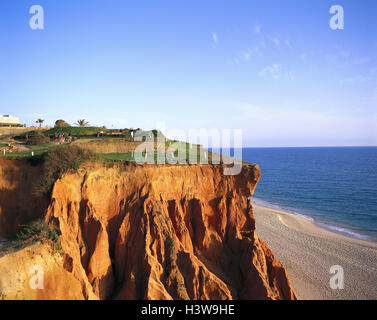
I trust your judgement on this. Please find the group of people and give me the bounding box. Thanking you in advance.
[54,133,73,144]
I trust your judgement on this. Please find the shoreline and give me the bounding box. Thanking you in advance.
[252,197,377,243]
[253,203,377,300]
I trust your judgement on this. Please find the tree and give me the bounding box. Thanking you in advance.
[36,119,44,128]
[76,119,89,127]
[55,120,70,127]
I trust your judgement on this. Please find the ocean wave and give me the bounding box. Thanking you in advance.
[290,211,314,222]
[315,222,373,241]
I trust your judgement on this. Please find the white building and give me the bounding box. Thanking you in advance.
[0,115,22,127]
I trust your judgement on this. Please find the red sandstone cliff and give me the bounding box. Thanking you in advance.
[41,162,296,300]
[0,159,295,300]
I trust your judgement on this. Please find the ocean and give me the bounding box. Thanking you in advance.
[240,147,377,242]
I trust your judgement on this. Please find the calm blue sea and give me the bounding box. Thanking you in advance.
[239,147,377,242]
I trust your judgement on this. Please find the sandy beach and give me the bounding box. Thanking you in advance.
[253,204,377,300]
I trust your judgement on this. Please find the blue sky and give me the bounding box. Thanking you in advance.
[0,0,376,147]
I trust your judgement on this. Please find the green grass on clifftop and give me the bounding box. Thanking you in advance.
[44,126,103,136]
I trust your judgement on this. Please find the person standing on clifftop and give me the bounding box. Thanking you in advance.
[59,134,65,144]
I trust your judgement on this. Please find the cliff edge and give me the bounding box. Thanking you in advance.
[42,162,296,300]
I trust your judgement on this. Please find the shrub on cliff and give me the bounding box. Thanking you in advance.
[15,219,62,251]
[35,145,99,197]
[26,134,50,145]
[122,129,132,140]
[16,220,59,242]
[45,126,103,137]
[55,119,70,127]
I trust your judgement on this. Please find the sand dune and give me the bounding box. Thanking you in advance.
[253,204,377,300]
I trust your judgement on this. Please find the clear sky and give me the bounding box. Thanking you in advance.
[0,0,376,147]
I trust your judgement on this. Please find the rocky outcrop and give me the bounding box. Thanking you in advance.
[44,162,296,300]
[0,242,85,300]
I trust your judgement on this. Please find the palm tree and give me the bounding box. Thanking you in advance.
[36,119,44,128]
[76,119,89,127]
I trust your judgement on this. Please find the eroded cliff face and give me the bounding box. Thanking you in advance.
[44,162,296,300]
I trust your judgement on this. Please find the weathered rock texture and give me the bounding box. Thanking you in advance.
[0,242,85,300]
[43,162,296,300]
